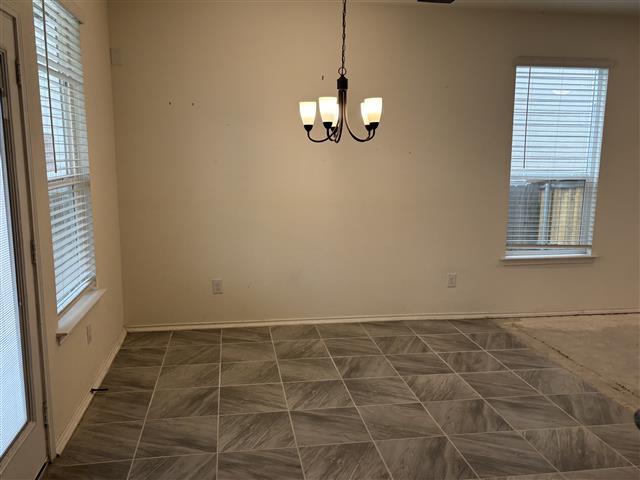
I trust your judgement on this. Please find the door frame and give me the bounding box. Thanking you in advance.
[0,2,55,473]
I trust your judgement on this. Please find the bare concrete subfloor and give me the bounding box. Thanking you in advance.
[502,313,640,409]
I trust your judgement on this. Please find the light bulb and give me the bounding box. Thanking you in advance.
[364,97,382,123]
[360,102,370,126]
[299,102,317,126]
[319,97,338,125]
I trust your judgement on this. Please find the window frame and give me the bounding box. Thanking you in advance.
[503,58,612,262]
[34,0,97,315]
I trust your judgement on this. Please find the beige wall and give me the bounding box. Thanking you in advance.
[108,2,640,328]
[12,0,124,448]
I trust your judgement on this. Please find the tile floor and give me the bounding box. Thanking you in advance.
[43,319,640,480]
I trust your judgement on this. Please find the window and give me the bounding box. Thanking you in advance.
[506,65,609,258]
[34,0,96,311]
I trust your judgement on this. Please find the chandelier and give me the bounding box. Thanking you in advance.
[298,0,382,143]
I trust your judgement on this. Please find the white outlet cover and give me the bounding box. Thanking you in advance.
[212,279,223,294]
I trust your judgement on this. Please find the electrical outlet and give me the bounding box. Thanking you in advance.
[447,272,457,288]
[212,279,223,295]
[86,323,92,344]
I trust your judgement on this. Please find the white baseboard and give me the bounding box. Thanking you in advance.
[54,328,126,455]
[125,307,639,332]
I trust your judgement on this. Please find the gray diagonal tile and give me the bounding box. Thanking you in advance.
[284,380,353,410]
[404,320,459,335]
[170,329,220,346]
[487,395,578,430]
[316,323,367,338]
[82,391,152,424]
[421,334,482,352]
[374,336,431,354]
[219,383,286,414]
[270,325,319,341]
[325,337,381,357]
[468,332,527,350]
[334,355,397,378]
[377,436,475,480]
[361,321,414,337]
[515,369,596,395]
[440,351,506,373]
[290,407,369,446]
[56,421,143,465]
[589,424,640,465]
[220,361,280,386]
[299,442,390,480]
[148,387,218,419]
[548,393,634,426]
[279,358,339,382]
[489,349,557,370]
[426,399,512,434]
[130,454,216,480]
[386,353,452,376]
[222,327,270,344]
[100,366,160,393]
[359,403,441,440]
[461,371,538,398]
[122,332,171,349]
[164,345,220,365]
[449,319,504,333]
[136,416,217,457]
[112,348,165,368]
[218,448,303,480]
[405,374,480,402]
[218,412,295,452]
[44,461,131,480]
[451,431,555,477]
[523,427,631,472]
[273,339,328,359]
[221,342,275,363]
[157,364,219,389]
[345,377,417,406]
[562,467,640,479]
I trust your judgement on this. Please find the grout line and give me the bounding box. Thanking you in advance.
[268,326,309,480]
[125,332,172,480]
[365,324,482,480]
[318,325,397,480]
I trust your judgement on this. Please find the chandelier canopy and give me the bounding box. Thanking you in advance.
[299,0,382,143]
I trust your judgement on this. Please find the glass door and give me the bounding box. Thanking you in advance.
[0,7,48,480]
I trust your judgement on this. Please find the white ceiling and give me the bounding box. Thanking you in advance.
[399,0,640,15]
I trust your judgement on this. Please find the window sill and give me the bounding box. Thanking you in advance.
[56,288,106,345]
[501,255,597,266]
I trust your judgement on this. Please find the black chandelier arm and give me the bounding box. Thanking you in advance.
[344,117,374,142]
[306,129,333,143]
[333,120,344,143]
[341,101,374,142]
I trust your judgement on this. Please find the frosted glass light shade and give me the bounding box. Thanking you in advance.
[299,102,317,126]
[331,101,339,127]
[360,102,370,126]
[319,97,338,124]
[364,97,382,123]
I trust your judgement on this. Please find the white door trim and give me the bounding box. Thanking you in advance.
[0,2,55,471]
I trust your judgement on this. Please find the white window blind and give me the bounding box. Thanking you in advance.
[33,0,96,311]
[506,65,609,257]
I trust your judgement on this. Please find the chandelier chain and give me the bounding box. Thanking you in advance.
[339,0,347,76]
